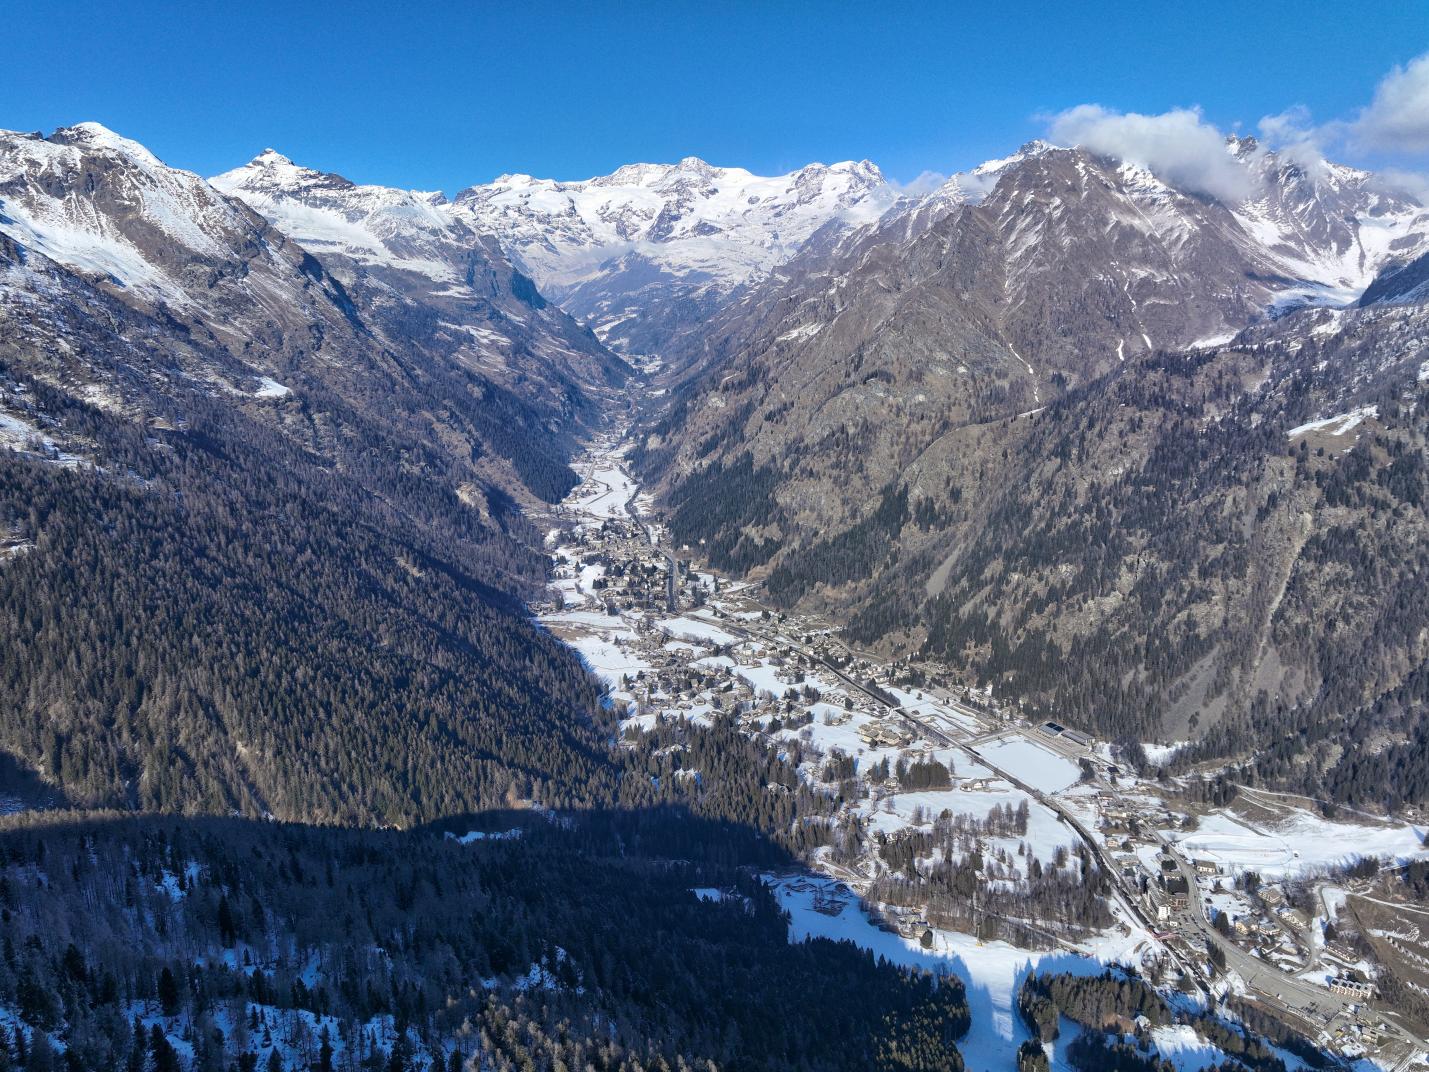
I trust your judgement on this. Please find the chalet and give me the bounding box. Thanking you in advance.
[857,721,896,746]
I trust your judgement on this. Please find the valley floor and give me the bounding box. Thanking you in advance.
[538,427,1429,1072]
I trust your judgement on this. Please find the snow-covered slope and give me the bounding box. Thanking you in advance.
[212,149,630,398]
[0,122,327,335]
[453,156,895,355]
[0,123,627,512]
[213,149,482,285]
[1228,137,1429,310]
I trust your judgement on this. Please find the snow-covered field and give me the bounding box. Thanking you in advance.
[858,785,1078,869]
[732,659,807,697]
[977,736,1082,792]
[656,616,740,647]
[552,445,641,531]
[565,633,649,694]
[770,874,1153,1071]
[1168,808,1427,879]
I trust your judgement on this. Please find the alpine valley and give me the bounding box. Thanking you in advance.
[1,112,1428,1072]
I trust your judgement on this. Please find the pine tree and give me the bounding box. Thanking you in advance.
[158,967,181,1016]
[218,895,238,947]
[150,1025,181,1072]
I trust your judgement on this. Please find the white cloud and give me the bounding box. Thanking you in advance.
[1047,104,1253,202]
[1374,167,1429,204]
[1257,105,1320,152]
[889,169,950,197]
[1256,107,1335,179]
[1351,52,1429,153]
[1257,52,1429,161]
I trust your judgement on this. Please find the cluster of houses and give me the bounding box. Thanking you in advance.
[857,719,913,748]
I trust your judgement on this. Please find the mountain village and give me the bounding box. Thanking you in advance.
[540,431,1429,1071]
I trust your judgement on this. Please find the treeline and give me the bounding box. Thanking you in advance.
[617,712,843,858]
[1017,971,1170,1041]
[0,811,969,1072]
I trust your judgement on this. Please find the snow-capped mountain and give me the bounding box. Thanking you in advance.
[212,149,630,400]
[0,122,382,398]
[453,156,895,355]
[0,123,627,512]
[1227,136,1429,309]
[925,136,1429,328]
[649,139,1400,416]
[212,148,477,281]
[0,123,340,343]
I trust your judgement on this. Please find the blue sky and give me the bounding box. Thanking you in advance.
[4,1,1427,191]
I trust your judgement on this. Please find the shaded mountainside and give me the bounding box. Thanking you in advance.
[0,361,613,823]
[624,138,1429,803]
[0,124,638,822]
[0,810,969,1072]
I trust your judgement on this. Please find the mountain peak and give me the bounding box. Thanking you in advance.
[971,139,1059,177]
[50,121,163,168]
[212,151,357,196]
[1226,134,1259,158]
[250,147,296,168]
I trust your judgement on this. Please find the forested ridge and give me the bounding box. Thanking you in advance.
[0,811,969,1072]
[0,363,615,824]
[644,309,1429,807]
